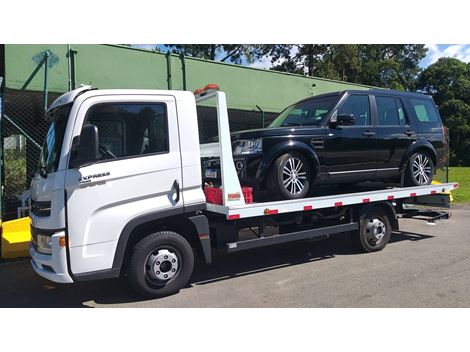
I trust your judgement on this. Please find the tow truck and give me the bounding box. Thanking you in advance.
[29,84,458,298]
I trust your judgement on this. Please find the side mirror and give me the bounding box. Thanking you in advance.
[331,113,355,127]
[70,124,99,168]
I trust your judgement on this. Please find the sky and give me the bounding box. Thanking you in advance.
[132,44,470,70]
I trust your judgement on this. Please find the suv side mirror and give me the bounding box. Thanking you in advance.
[331,113,355,127]
[70,124,99,168]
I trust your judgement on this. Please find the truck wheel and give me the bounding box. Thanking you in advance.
[127,231,194,298]
[404,151,434,186]
[352,206,392,253]
[267,152,311,200]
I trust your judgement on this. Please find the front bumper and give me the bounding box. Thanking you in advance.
[202,155,262,187]
[29,231,73,284]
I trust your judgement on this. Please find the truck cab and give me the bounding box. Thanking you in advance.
[30,86,207,287]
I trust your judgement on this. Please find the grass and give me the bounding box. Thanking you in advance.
[436,167,470,203]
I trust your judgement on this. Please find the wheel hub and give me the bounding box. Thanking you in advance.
[282,157,307,195]
[366,218,386,242]
[146,249,179,281]
[412,154,432,184]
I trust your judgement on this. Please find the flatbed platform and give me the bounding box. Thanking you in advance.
[207,182,459,220]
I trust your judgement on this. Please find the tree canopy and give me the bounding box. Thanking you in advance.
[418,57,470,166]
[266,44,427,90]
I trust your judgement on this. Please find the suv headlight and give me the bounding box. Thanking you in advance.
[36,234,53,255]
[233,138,262,155]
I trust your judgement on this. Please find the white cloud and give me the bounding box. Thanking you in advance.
[422,44,470,67]
[249,46,300,70]
[130,44,157,51]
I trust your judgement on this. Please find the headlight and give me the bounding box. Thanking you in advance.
[233,138,263,155]
[36,234,53,255]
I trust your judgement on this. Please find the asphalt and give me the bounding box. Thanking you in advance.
[1,205,469,308]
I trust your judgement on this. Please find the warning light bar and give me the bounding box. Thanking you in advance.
[193,83,220,98]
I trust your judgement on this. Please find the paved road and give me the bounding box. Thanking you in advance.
[1,205,469,308]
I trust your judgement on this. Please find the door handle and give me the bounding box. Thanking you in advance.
[405,130,416,137]
[362,131,375,137]
[173,180,180,203]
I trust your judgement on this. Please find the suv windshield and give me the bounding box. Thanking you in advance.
[269,95,339,128]
[38,104,71,177]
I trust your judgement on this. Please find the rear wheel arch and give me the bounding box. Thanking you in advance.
[400,143,437,173]
[356,202,398,231]
[352,202,398,253]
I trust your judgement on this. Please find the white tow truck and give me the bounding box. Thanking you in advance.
[29,84,459,297]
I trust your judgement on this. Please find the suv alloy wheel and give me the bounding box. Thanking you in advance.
[268,152,311,200]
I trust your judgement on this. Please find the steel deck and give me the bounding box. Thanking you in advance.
[206,182,459,220]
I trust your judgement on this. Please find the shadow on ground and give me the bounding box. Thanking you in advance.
[0,230,433,308]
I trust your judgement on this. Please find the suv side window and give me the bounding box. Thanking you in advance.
[410,98,439,126]
[83,103,168,161]
[338,95,370,126]
[376,96,408,126]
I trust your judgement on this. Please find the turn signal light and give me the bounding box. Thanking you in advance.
[59,236,67,247]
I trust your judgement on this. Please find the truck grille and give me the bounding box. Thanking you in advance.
[30,199,51,217]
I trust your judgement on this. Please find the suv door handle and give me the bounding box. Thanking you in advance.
[362,131,375,137]
[405,130,416,137]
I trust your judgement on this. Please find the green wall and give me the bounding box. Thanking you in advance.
[4,44,374,113]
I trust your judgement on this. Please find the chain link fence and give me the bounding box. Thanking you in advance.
[196,106,278,143]
[1,89,60,220]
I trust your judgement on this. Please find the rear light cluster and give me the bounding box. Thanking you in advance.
[204,186,253,205]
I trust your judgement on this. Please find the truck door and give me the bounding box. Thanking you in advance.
[63,94,183,275]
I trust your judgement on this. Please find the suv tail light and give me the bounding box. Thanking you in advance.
[442,126,447,144]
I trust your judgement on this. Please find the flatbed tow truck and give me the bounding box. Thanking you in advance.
[29,84,458,298]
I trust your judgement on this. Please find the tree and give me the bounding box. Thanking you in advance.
[418,57,470,166]
[164,44,269,64]
[265,44,427,90]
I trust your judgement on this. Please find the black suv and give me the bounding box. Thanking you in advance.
[202,90,448,200]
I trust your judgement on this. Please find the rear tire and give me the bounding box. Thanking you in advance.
[267,152,311,200]
[127,231,194,298]
[404,151,434,186]
[351,206,392,253]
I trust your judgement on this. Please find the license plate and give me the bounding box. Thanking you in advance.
[205,169,218,178]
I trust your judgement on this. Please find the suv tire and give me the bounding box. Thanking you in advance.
[404,151,434,186]
[267,152,311,200]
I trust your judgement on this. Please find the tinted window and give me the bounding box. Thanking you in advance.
[410,99,439,123]
[396,98,407,126]
[83,103,168,161]
[375,96,408,126]
[269,96,339,128]
[338,95,370,126]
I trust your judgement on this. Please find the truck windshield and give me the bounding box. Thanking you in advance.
[37,104,72,177]
[269,96,339,128]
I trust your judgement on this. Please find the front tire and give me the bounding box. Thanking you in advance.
[127,231,194,298]
[404,151,434,186]
[267,152,311,200]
